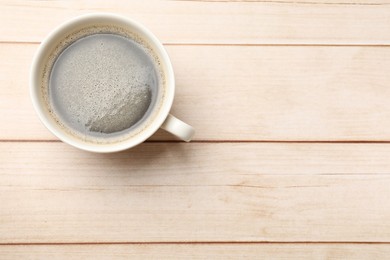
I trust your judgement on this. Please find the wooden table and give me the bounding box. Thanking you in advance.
[1,0,390,258]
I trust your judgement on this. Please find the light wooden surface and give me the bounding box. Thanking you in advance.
[1,0,390,259]
[2,143,390,243]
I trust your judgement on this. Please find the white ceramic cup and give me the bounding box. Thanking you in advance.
[30,13,195,153]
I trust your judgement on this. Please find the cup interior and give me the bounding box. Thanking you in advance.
[30,13,175,153]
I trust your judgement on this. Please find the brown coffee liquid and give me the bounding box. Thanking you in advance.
[49,33,159,139]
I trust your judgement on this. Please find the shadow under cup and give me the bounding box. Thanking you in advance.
[30,14,175,152]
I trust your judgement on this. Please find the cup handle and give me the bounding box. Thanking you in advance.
[160,114,195,142]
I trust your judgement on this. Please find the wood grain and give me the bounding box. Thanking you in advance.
[1,142,390,243]
[0,244,389,259]
[3,43,390,141]
[2,0,390,44]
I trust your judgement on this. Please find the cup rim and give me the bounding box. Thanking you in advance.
[30,13,175,153]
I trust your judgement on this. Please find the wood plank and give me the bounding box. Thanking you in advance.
[1,142,390,243]
[0,244,389,259]
[2,0,390,44]
[3,43,390,141]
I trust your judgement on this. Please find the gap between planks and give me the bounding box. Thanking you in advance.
[3,140,390,143]
[1,241,390,246]
[173,0,390,7]
[5,41,390,47]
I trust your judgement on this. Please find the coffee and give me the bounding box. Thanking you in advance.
[43,28,164,143]
[31,14,194,152]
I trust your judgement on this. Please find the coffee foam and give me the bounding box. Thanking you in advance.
[41,25,166,144]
